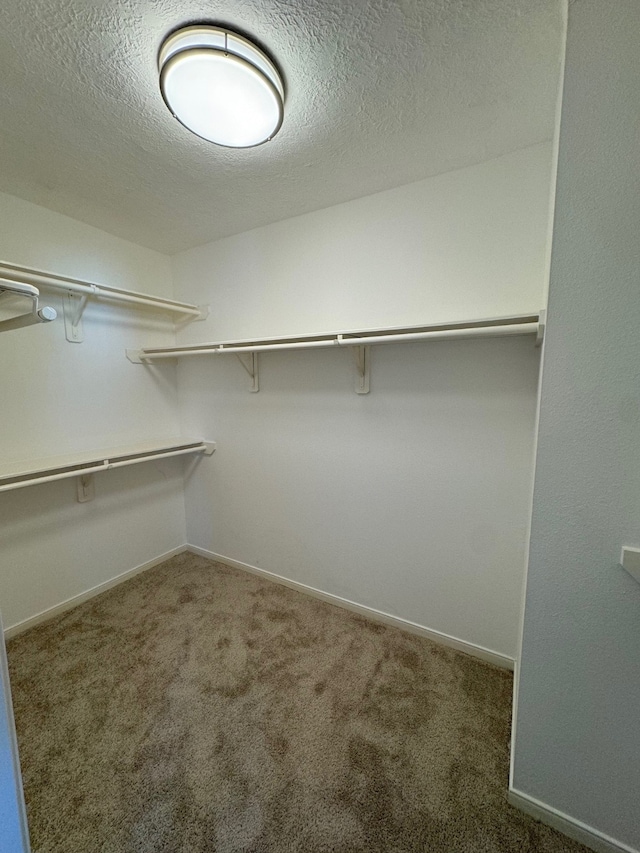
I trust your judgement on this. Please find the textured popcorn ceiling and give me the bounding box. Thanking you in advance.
[0,0,563,253]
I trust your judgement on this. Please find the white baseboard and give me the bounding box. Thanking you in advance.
[508,788,638,853]
[3,545,188,640]
[186,545,514,670]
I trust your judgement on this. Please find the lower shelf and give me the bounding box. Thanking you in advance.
[0,438,216,500]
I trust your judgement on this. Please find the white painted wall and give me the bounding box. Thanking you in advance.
[512,2,640,850]
[0,191,186,629]
[172,144,553,661]
[172,144,551,340]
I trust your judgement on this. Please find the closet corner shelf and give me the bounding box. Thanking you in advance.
[126,311,545,395]
[0,279,57,333]
[0,260,209,344]
[0,438,215,503]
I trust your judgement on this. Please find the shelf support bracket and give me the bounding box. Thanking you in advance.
[63,291,91,343]
[353,345,370,394]
[76,473,95,503]
[235,352,259,392]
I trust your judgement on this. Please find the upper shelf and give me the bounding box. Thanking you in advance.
[126,312,545,395]
[0,279,57,333]
[0,260,208,343]
[127,312,543,361]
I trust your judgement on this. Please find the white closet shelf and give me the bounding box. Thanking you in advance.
[0,279,57,333]
[0,260,209,343]
[0,438,216,501]
[126,312,544,395]
[127,313,543,361]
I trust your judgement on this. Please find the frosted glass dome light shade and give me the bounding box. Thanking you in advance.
[159,26,284,148]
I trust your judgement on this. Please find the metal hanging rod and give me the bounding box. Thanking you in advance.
[126,313,544,396]
[0,260,207,320]
[0,439,216,502]
[127,313,542,363]
[0,279,57,332]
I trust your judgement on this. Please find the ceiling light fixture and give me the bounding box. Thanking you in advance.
[159,25,284,149]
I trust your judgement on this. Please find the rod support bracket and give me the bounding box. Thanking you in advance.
[76,473,95,503]
[202,441,216,455]
[353,345,370,394]
[235,352,259,392]
[63,292,87,343]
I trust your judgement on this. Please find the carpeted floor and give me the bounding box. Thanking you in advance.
[7,551,589,853]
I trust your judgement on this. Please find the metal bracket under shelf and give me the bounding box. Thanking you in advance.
[63,292,88,343]
[235,352,260,392]
[64,292,209,344]
[352,345,370,394]
[77,472,96,502]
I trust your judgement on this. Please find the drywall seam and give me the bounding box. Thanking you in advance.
[508,789,638,853]
[3,545,187,639]
[186,546,514,670]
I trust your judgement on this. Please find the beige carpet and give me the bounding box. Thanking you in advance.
[7,552,588,853]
